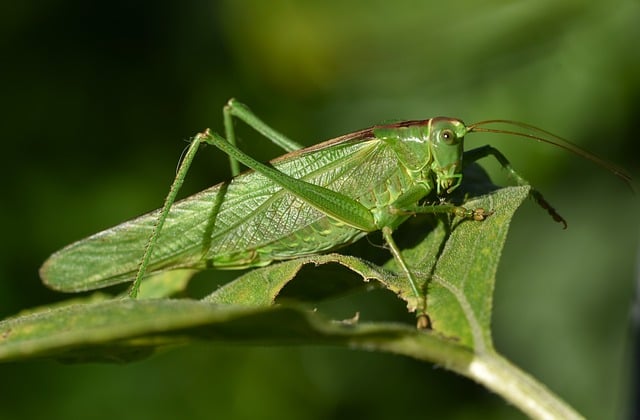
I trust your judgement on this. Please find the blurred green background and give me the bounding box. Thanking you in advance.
[1,0,639,418]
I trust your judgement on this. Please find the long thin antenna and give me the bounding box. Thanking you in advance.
[468,119,632,186]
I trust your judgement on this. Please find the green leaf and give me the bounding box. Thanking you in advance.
[204,253,407,305]
[410,186,530,349]
[0,185,583,418]
[1,186,526,361]
[0,299,462,363]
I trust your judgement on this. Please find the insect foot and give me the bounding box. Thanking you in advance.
[417,314,432,330]
[472,208,493,221]
[452,206,493,221]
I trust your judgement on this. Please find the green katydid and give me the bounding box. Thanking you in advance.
[39,99,631,328]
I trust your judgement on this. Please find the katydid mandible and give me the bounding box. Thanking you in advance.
[39,99,631,327]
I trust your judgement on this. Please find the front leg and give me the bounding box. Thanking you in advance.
[464,145,567,228]
[392,202,492,222]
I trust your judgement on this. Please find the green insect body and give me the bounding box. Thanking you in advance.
[40,117,466,292]
[41,99,629,326]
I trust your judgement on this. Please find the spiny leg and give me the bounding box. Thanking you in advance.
[132,99,302,296]
[382,226,430,329]
[464,145,567,228]
[394,203,492,221]
[200,129,377,232]
[129,131,210,298]
[223,99,304,176]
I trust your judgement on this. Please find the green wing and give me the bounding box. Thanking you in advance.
[40,137,404,292]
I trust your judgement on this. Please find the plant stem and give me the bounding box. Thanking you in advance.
[362,332,583,419]
[462,351,584,420]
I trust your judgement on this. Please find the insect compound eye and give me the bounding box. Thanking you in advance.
[439,128,457,145]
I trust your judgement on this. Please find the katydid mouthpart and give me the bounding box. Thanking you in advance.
[40,99,632,328]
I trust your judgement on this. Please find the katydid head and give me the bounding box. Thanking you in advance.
[428,117,467,194]
[465,119,633,187]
